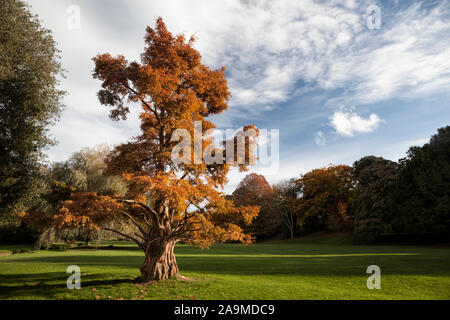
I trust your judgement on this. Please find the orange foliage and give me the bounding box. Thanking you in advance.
[38,18,259,254]
[295,165,355,231]
[53,193,123,230]
[233,173,273,207]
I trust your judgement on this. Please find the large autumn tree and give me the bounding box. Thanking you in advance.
[29,18,259,282]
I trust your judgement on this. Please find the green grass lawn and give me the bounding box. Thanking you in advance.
[0,235,449,300]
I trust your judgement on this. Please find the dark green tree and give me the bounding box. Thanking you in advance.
[0,0,65,217]
[391,126,450,235]
[353,156,399,235]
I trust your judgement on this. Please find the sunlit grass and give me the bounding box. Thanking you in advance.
[0,236,449,300]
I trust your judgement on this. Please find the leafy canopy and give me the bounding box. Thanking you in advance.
[392,126,450,235]
[294,165,355,232]
[0,0,64,217]
[233,173,278,239]
[352,156,399,235]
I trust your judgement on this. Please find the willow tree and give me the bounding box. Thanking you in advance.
[42,18,259,282]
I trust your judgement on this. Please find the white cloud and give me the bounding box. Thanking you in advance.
[330,110,382,137]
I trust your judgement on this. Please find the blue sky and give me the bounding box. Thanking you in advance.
[26,0,450,193]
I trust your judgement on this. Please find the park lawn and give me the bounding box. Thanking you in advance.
[0,245,33,255]
[0,236,449,300]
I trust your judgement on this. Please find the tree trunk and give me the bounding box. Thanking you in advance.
[85,230,91,246]
[34,227,55,250]
[140,239,179,282]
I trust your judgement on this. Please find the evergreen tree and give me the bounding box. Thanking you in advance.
[392,126,450,235]
[353,156,399,235]
[0,0,65,217]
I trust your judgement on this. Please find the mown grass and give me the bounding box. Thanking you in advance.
[0,245,33,255]
[0,235,449,300]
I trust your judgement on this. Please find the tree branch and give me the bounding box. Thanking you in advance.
[119,199,158,217]
[170,227,201,239]
[121,82,162,126]
[119,210,148,238]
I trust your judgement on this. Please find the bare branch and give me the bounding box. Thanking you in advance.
[119,210,148,238]
[170,227,201,239]
[141,212,152,227]
[134,232,146,241]
[122,84,153,112]
[119,199,158,217]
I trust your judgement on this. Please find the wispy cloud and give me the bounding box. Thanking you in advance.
[129,0,450,112]
[326,2,450,106]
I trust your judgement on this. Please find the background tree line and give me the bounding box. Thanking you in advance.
[7,124,447,246]
[232,126,450,242]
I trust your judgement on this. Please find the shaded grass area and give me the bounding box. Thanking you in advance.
[0,236,449,300]
[0,245,33,255]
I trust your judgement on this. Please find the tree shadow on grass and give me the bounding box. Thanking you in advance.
[0,272,134,299]
[9,252,448,277]
[4,254,143,267]
[177,254,450,277]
